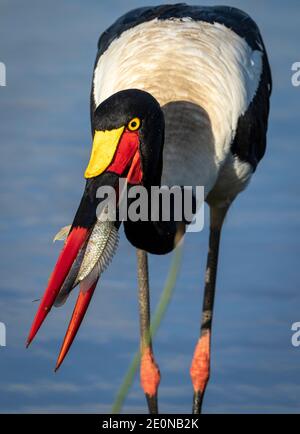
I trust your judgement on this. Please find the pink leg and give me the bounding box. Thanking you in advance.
[191,206,228,413]
[137,249,160,413]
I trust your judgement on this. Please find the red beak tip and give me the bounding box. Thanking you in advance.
[55,353,65,372]
[27,226,89,353]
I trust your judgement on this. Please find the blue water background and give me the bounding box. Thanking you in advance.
[0,0,299,413]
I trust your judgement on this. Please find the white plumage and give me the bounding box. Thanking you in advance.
[93,18,263,201]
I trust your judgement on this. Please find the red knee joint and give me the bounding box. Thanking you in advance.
[190,332,211,393]
[140,346,160,397]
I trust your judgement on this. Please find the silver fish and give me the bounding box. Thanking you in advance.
[75,219,119,286]
[53,214,119,307]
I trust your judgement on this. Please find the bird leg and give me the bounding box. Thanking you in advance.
[136,249,160,414]
[190,205,229,414]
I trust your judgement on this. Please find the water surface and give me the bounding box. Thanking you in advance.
[0,0,299,413]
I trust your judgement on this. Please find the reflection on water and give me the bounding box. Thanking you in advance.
[0,0,300,413]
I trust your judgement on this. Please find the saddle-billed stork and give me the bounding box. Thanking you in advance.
[27,4,272,414]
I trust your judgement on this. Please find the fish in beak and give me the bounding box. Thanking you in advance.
[27,119,143,368]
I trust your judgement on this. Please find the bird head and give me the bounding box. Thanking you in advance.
[89,88,165,187]
[71,89,165,230]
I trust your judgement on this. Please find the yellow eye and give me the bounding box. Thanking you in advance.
[128,117,141,131]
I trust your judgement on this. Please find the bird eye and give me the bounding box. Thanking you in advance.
[128,117,141,131]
